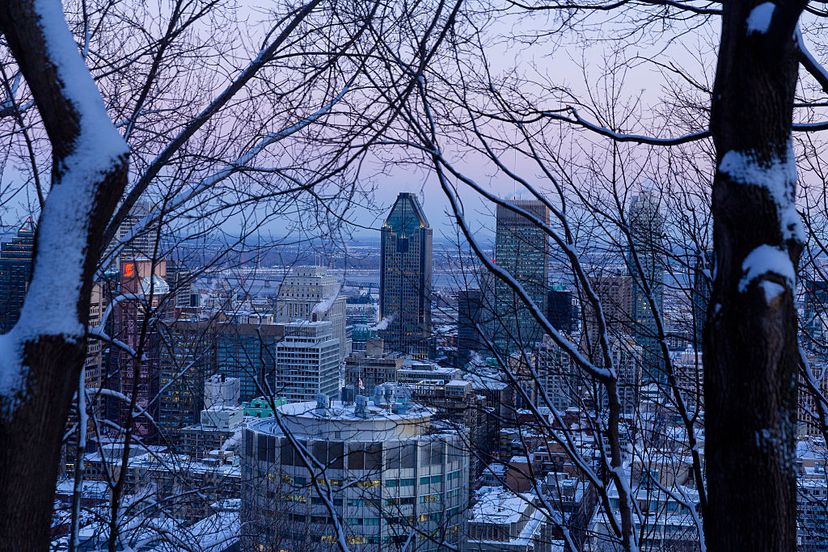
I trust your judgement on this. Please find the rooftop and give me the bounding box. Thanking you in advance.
[469,486,535,526]
[249,399,436,442]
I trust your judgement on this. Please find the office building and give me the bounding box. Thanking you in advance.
[581,270,633,359]
[204,374,241,409]
[115,200,158,262]
[535,337,577,411]
[176,376,244,459]
[457,289,484,362]
[692,250,712,348]
[464,487,557,552]
[0,217,35,332]
[275,321,340,403]
[215,321,284,402]
[397,359,460,386]
[546,286,573,334]
[803,278,828,351]
[110,258,172,440]
[627,192,665,383]
[379,192,433,358]
[158,319,214,432]
[344,339,404,392]
[493,200,550,356]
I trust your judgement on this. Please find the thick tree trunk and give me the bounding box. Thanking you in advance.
[0,339,86,551]
[0,1,129,549]
[705,1,806,550]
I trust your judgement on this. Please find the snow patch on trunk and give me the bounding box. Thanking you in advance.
[758,280,786,303]
[719,144,803,243]
[747,2,776,35]
[738,244,795,294]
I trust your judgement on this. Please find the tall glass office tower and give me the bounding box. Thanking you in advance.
[379,193,432,358]
[627,191,665,383]
[0,218,35,333]
[493,199,550,356]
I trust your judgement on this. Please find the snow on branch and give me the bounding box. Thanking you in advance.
[796,28,828,95]
[86,387,158,427]
[87,326,140,359]
[541,107,710,145]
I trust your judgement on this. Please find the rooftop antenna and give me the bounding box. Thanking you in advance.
[354,395,368,418]
[315,393,330,415]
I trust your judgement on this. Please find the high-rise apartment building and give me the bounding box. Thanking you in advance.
[275,265,349,364]
[627,192,665,383]
[493,199,550,355]
[379,193,433,358]
[581,269,633,359]
[0,217,35,332]
[275,321,340,402]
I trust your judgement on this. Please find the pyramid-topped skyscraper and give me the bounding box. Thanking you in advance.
[379,192,432,358]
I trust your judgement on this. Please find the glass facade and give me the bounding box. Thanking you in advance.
[379,193,433,358]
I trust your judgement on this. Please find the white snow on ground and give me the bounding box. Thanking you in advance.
[747,2,776,35]
[738,244,795,295]
[0,0,128,409]
[719,144,803,242]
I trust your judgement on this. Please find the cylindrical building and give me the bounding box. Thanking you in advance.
[241,394,468,551]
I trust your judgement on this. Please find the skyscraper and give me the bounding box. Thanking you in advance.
[547,285,574,334]
[110,258,172,440]
[692,250,713,348]
[215,321,284,402]
[627,191,665,383]
[116,200,157,262]
[379,192,433,358]
[803,278,828,349]
[158,319,214,432]
[457,288,484,362]
[493,199,550,356]
[581,269,634,359]
[0,217,35,333]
